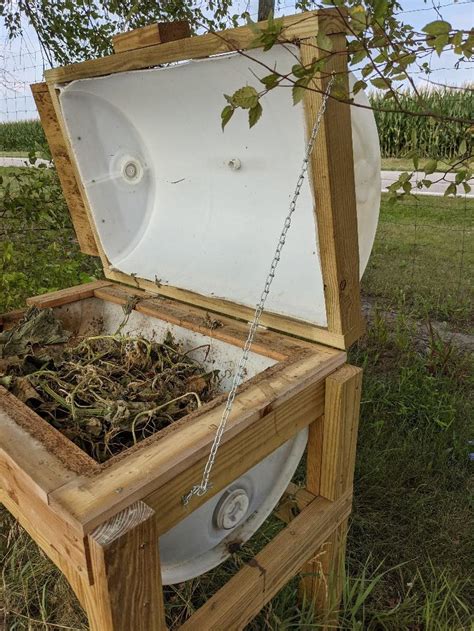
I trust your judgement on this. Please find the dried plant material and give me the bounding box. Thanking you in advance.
[1,309,220,463]
[0,307,70,358]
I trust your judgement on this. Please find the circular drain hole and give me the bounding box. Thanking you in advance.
[214,488,250,530]
[121,158,143,184]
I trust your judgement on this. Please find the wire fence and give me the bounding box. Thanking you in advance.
[0,50,472,333]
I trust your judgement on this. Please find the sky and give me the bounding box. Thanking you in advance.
[0,0,472,122]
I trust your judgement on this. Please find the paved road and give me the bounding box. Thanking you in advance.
[1,157,472,198]
[0,156,51,168]
[382,170,473,198]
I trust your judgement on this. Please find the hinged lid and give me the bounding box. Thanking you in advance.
[40,13,380,348]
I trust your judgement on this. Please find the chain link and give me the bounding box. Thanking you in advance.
[182,75,335,506]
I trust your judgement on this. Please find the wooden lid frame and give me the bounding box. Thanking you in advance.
[33,9,364,350]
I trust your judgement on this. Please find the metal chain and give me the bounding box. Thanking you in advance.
[182,75,335,506]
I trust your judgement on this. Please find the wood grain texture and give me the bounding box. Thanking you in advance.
[299,517,348,622]
[26,280,112,309]
[45,10,348,84]
[273,481,316,523]
[105,268,349,349]
[112,20,191,53]
[319,364,362,501]
[0,388,76,499]
[1,489,90,609]
[181,491,352,630]
[94,283,343,361]
[301,34,364,345]
[85,502,165,631]
[91,501,155,545]
[30,83,99,256]
[300,364,362,618]
[0,446,89,576]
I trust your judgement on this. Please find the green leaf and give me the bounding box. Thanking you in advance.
[371,77,391,90]
[352,80,367,93]
[422,20,452,36]
[349,5,366,34]
[231,86,259,109]
[424,159,438,175]
[248,102,263,128]
[292,77,310,105]
[458,139,467,156]
[260,73,279,90]
[462,182,471,194]
[317,30,333,52]
[455,169,467,185]
[221,105,234,131]
[444,182,456,197]
[292,63,306,78]
[362,64,372,78]
[432,33,449,55]
[373,0,388,20]
[351,49,367,65]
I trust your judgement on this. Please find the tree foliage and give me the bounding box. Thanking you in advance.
[0,0,237,65]
[1,0,473,197]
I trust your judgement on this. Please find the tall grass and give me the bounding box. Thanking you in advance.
[370,86,473,160]
[0,119,45,152]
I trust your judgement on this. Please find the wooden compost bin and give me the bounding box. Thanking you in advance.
[1,9,366,630]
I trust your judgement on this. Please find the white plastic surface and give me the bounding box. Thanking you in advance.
[58,45,380,330]
[159,427,308,584]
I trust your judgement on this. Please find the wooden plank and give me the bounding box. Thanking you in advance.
[94,283,342,361]
[49,350,344,532]
[181,491,352,630]
[112,20,191,53]
[144,379,325,535]
[0,388,76,498]
[84,502,166,631]
[105,268,349,349]
[301,34,364,345]
[45,11,348,84]
[26,279,112,309]
[273,482,316,523]
[30,82,99,256]
[0,448,89,576]
[1,490,90,609]
[319,364,362,501]
[300,364,362,619]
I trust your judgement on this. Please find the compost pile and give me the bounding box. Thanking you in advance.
[0,307,219,463]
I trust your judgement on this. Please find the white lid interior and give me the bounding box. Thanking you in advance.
[58,45,380,329]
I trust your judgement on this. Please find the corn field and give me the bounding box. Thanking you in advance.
[370,86,473,160]
[0,120,45,152]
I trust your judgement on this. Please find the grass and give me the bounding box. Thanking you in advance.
[380,157,474,172]
[363,194,473,331]
[1,167,473,629]
[0,151,47,159]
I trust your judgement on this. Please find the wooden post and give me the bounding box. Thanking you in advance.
[300,364,362,623]
[258,0,275,21]
[82,501,166,631]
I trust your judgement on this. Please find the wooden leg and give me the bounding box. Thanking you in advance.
[300,364,362,622]
[81,501,166,631]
